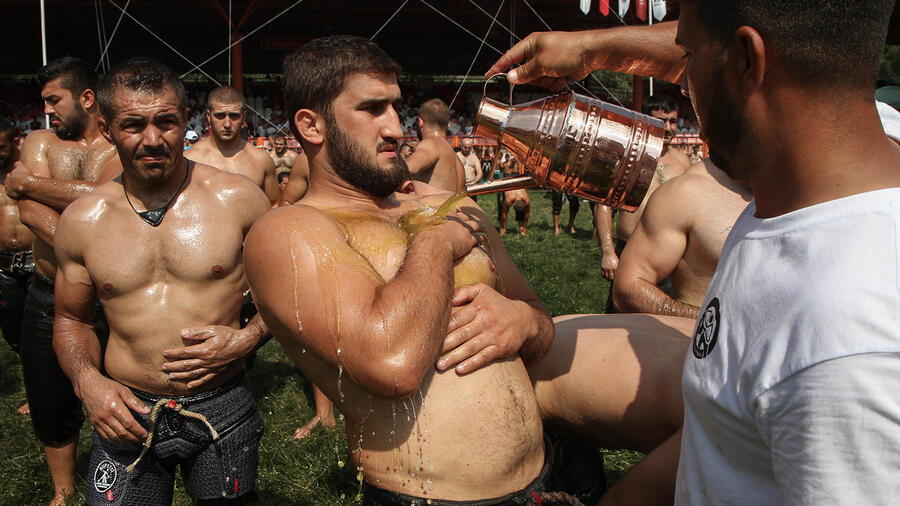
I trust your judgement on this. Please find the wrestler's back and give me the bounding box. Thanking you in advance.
[277,196,544,500]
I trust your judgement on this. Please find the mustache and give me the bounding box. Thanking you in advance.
[377,139,398,152]
[135,145,172,158]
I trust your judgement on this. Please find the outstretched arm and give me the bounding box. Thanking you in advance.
[53,207,150,444]
[613,179,699,319]
[485,22,684,89]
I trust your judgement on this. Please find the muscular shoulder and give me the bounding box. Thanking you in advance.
[245,204,342,271]
[243,143,276,168]
[193,162,268,209]
[184,139,214,161]
[56,179,121,239]
[20,130,55,159]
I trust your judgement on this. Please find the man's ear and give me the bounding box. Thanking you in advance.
[81,88,96,110]
[294,109,324,145]
[417,117,424,129]
[97,116,113,144]
[733,26,767,100]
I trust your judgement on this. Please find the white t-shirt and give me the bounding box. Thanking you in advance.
[676,189,900,505]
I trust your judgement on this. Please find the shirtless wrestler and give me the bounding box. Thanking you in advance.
[499,189,530,236]
[596,95,691,283]
[0,118,34,355]
[406,98,466,192]
[245,36,557,503]
[0,118,34,415]
[268,132,298,176]
[53,58,271,504]
[186,85,279,205]
[457,137,483,188]
[5,57,119,505]
[613,159,751,318]
[277,147,310,207]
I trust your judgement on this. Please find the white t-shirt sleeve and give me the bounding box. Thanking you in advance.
[876,101,900,142]
[755,353,900,505]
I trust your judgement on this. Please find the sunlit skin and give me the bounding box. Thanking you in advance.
[186,99,279,205]
[616,108,691,243]
[614,159,752,318]
[406,113,466,192]
[53,84,271,450]
[245,72,553,500]
[456,137,482,186]
[269,136,299,173]
[0,132,34,252]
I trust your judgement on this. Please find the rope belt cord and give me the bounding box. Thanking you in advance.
[125,398,220,473]
[531,491,585,506]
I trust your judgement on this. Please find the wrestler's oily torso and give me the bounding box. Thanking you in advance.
[283,192,544,500]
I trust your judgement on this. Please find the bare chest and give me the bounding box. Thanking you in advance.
[47,145,113,182]
[202,150,264,186]
[85,203,245,298]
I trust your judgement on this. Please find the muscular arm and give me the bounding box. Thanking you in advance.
[279,154,309,206]
[613,178,699,319]
[486,22,684,89]
[13,134,119,211]
[596,204,618,280]
[245,205,480,399]
[53,205,150,443]
[260,156,280,206]
[17,199,59,245]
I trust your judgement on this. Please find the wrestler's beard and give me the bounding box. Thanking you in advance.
[699,66,747,180]
[52,103,89,140]
[327,120,409,198]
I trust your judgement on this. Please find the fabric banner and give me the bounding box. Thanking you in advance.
[635,0,647,20]
[598,0,610,16]
[618,0,630,18]
[651,0,667,20]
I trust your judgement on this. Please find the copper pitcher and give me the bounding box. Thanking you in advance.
[468,75,665,212]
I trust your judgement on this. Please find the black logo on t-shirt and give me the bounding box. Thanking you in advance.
[693,297,720,359]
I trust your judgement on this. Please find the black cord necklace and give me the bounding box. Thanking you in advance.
[122,162,191,227]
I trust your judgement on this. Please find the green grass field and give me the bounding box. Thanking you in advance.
[0,189,641,505]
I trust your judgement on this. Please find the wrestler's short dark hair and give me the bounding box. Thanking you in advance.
[282,35,402,139]
[206,85,245,111]
[419,98,450,127]
[277,171,290,184]
[37,57,97,98]
[685,0,894,89]
[513,199,527,212]
[642,94,678,115]
[97,57,187,121]
[270,132,286,143]
[0,117,16,140]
